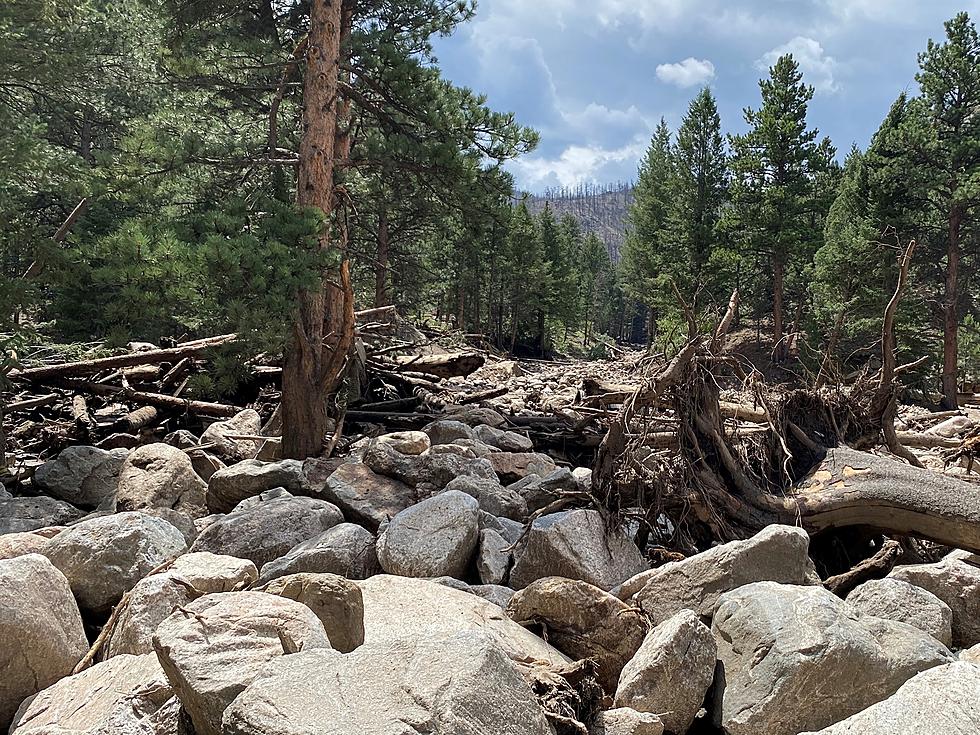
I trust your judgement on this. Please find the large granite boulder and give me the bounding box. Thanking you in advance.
[615,609,716,735]
[258,522,378,583]
[152,591,332,735]
[260,572,364,653]
[0,530,53,560]
[846,577,953,647]
[358,575,569,667]
[206,459,306,513]
[322,461,416,531]
[443,475,528,521]
[222,632,553,735]
[189,494,343,568]
[509,509,647,591]
[0,495,83,534]
[8,653,179,735]
[711,582,953,735]
[489,452,557,483]
[890,552,980,648]
[507,577,647,692]
[509,468,579,514]
[376,490,479,578]
[622,524,819,624]
[42,512,187,615]
[0,554,89,730]
[200,409,262,462]
[115,442,207,518]
[800,661,980,734]
[33,445,127,510]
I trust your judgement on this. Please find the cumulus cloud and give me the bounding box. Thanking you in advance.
[760,36,840,93]
[656,58,716,88]
[510,140,648,190]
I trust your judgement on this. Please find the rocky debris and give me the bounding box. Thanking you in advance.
[152,591,332,735]
[424,419,481,445]
[800,661,980,734]
[489,451,558,482]
[191,450,225,482]
[509,509,647,591]
[444,405,508,428]
[0,529,55,559]
[444,475,528,520]
[471,583,516,608]
[376,490,479,578]
[143,506,199,545]
[42,511,187,615]
[415,453,498,496]
[889,552,980,648]
[962,644,980,663]
[711,582,953,735]
[358,575,569,667]
[375,430,431,454]
[480,510,524,543]
[222,632,553,735]
[474,424,535,452]
[33,445,127,510]
[322,461,416,530]
[259,573,364,652]
[206,459,306,513]
[594,708,665,735]
[0,554,89,730]
[107,552,258,657]
[8,653,179,735]
[507,577,647,693]
[200,409,262,462]
[621,525,819,624]
[0,495,83,533]
[509,467,579,513]
[115,442,207,517]
[189,493,343,568]
[846,577,953,647]
[477,528,511,584]
[258,522,379,583]
[614,609,716,734]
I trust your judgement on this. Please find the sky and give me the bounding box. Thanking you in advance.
[432,0,980,193]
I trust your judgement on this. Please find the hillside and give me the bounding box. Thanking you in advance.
[525,182,633,261]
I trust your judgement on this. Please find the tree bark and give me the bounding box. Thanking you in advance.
[374,207,389,308]
[282,0,355,459]
[941,206,963,409]
[772,255,786,362]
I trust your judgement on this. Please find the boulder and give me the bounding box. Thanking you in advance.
[189,494,343,568]
[445,405,508,428]
[142,507,198,545]
[152,591,332,735]
[206,459,306,513]
[107,552,259,657]
[476,528,511,585]
[615,609,716,734]
[200,409,262,462]
[624,524,819,624]
[424,419,480,445]
[927,415,974,437]
[258,522,379,583]
[376,490,479,578]
[115,443,207,518]
[375,430,430,455]
[42,512,187,615]
[594,708,665,735]
[0,495,83,534]
[415,453,498,496]
[0,554,89,730]
[474,424,534,452]
[800,661,980,734]
[889,553,980,648]
[509,468,579,513]
[358,575,569,667]
[322,461,416,530]
[33,445,127,510]
[470,583,516,609]
[444,475,528,520]
[711,582,953,735]
[509,509,647,591]
[507,577,647,693]
[190,451,224,482]
[0,530,51,560]
[260,572,364,653]
[360,439,421,484]
[222,632,553,735]
[846,577,953,647]
[8,653,180,735]
[961,644,980,663]
[479,510,524,543]
[489,452,557,483]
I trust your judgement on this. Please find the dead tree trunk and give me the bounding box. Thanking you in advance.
[282,0,355,459]
[941,206,963,409]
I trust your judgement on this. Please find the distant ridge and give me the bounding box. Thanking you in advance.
[523,182,633,261]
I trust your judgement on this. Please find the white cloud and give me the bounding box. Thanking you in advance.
[760,36,840,93]
[509,140,648,189]
[656,58,716,88]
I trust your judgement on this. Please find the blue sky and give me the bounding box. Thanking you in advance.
[433,0,980,193]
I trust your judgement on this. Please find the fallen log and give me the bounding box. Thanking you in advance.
[895,431,962,449]
[456,386,508,405]
[60,381,240,418]
[10,334,237,382]
[391,351,485,379]
[823,539,903,598]
[5,394,59,413]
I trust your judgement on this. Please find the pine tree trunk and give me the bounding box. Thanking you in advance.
[374,207,389,308]
[942,207,963,409]
[772,256,787,362]
[281,0,354,460]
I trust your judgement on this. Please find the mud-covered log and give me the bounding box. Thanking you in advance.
[391,351,485,379]
[823,539,903,598]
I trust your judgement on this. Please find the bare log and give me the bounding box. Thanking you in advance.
[5,394,59,413]
[10,335,237,382]
[391,351,485,379]
[895,431,962,450]
[62,381,240,418]
[824,539,903,598]
[456,386,508,405]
